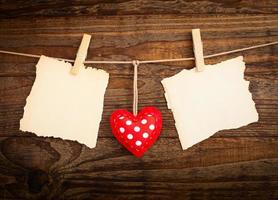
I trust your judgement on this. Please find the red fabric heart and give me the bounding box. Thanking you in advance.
[110,107,162,157]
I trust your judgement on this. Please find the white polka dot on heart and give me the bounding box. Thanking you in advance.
[134,126,140,132]
[149,124,155,130]
[119,127,125,133]
[126,120,132,125]
[127,134,133,140]
[141,119,147,124]
[147,114,152,117]
[136,140,142,146]
[143,132,149,138]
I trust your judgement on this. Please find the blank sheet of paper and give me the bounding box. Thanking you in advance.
[161,56,259,150]
[20,55,109,148]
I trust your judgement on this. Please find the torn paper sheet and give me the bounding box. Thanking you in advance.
[161,56,258,150]
[20,55,109,148]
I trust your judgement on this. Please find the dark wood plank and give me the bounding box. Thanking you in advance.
[0,0,278,18]
[0,14,277,199]
[0,136,278,199]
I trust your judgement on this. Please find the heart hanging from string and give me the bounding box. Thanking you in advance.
[111,107,162,157]
[110,60,162,157]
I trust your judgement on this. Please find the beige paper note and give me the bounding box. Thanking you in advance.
[20,55,109,148]
[161,56,259,150]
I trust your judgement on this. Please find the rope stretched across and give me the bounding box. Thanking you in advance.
[0,41,277,65]
[0,40,277,115]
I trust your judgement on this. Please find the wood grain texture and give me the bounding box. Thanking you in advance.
[0,1,278,199]
[0,0,278,18]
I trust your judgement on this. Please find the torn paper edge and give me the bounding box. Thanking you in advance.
[20,55,109,148]
[161,56,259,150]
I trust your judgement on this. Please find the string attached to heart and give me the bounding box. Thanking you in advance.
[110,60,162,157]
[132,60,139,116]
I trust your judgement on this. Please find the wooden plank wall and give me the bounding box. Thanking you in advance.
[0,1,277,199]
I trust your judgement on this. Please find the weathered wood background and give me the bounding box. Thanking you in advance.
[0,1,277,199]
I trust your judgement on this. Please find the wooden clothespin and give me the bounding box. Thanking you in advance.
[70,33,91,75]
[192,29,205,72]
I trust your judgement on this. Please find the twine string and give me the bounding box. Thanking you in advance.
[0,40,277,115]
[0,41,277,64]
[132,60,140,116]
